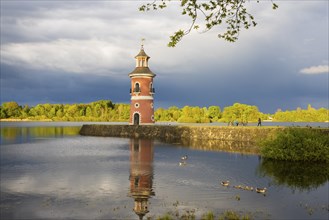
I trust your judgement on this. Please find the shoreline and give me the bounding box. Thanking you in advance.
[79,124,280,141]
[1,118,328,124]
[79,124,329,154]
[0,118,52,122]
[79,124,280,155]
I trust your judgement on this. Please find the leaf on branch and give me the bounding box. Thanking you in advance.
[139,5,146,11]
[168,30,185,47]
[139,0,279,47]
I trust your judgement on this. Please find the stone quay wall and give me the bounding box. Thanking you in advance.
[79,124,282,144]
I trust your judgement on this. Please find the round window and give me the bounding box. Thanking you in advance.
[135,103,140,108]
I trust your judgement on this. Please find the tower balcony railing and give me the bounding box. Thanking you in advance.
[133,88,141,92]
[132,87,141,95]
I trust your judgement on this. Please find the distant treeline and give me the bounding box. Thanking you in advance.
[0,100,129,122]
[0,100,328,122]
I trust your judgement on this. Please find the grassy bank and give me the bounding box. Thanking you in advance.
[259,128,329,162]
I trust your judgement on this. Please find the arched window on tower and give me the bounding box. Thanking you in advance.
[134,83,141,93]
[149,82,155,94]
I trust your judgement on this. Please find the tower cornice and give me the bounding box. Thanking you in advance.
[129,67,156,77]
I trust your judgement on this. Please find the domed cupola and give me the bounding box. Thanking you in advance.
[129,45,155,77]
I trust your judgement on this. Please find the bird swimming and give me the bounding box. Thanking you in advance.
[256,187,267,193]
[244,186,254,191]
[179,161,186,166]
[233,185,242,189]
[221,180,230,186]
[181,155,188,160]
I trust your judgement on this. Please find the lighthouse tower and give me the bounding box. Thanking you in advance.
[129,43,156,125]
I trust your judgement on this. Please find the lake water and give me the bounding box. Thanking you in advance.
[1,122,328,219]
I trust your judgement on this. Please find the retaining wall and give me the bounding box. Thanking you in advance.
[79,124,280,143]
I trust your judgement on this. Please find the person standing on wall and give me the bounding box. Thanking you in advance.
[257,118,262,127]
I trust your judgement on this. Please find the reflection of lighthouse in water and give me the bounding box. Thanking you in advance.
[129,139,155,220]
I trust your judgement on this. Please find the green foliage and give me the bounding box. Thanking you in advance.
[260,128,329,162]
[0,100,129,122]
[1,101,328,123]
[273,105,329,122]
[221,103,260,123]
[0,107,8,118]
[155,105,217,123]
[177,115,198,123]
[207,106,221,121]
[168,30,185,47]
[156,213,173,220]
[2,101,20,109]
[139,0,278,47]
[202,212,214,220]
[218,210,251,220]
[1,101,22,118]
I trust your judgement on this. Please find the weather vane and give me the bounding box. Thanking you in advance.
[141,38,145,48]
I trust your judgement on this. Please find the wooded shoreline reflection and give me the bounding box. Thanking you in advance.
[257,159,329,192]
[0,126,80,144]
[164,138,260,154]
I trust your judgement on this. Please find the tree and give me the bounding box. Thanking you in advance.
[85,106,93,117]
[140,0,278,47]
[207,106,221,121]
[1,101,22,118]
[65,104,79,118]
[91,100,114,119]
[32,104,46,117]
[272,106,329,122]
[222,103,260,123]
[168,106,181,121]
[21,105,30,118]
[116,104,130,121]
[56,105,64,118]
[0,107,7,118]
[154,108,162,121]
[155,107,171,121]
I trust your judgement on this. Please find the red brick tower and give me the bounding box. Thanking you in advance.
[129,43,156,125]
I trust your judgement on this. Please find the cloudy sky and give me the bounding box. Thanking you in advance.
[1,1,328,113]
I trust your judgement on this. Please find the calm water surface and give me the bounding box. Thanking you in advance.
[1,122,328,219]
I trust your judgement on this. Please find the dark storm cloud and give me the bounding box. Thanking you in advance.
[0,64,130,106]
[154,46,328,113]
